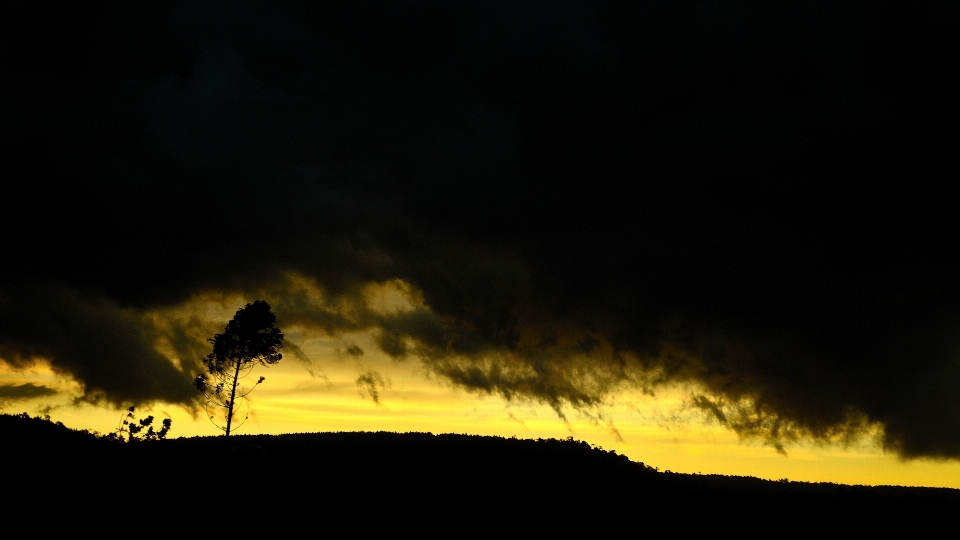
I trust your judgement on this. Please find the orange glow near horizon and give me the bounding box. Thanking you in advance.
[4,328,960,490]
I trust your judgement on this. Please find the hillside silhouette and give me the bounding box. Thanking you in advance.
[4,413,957,521]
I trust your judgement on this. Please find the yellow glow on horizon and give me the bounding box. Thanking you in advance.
[4,324,960,490]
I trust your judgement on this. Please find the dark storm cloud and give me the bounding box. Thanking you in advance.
[0,282,200,406]
[0,383,58,404]
[2,1,959,457]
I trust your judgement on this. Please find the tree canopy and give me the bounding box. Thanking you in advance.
[194,300,283,436]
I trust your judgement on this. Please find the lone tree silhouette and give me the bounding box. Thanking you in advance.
[194,300,283,437]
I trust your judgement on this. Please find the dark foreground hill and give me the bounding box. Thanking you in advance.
[3,413,957,524]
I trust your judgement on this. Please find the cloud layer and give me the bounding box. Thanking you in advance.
[2,1,958,457]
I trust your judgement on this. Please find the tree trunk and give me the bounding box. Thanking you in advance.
[225,355,242,437]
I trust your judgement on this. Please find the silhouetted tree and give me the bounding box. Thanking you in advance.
[106,406,172,442]
[194,300,284,437]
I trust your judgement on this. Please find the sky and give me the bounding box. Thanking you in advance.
[2,1,960,487]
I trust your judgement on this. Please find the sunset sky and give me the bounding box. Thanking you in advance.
[2,2,959,488]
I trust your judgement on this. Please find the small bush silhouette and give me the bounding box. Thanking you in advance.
[105,406,171,442]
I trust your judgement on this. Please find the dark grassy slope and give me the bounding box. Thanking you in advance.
[3,413,957,517]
